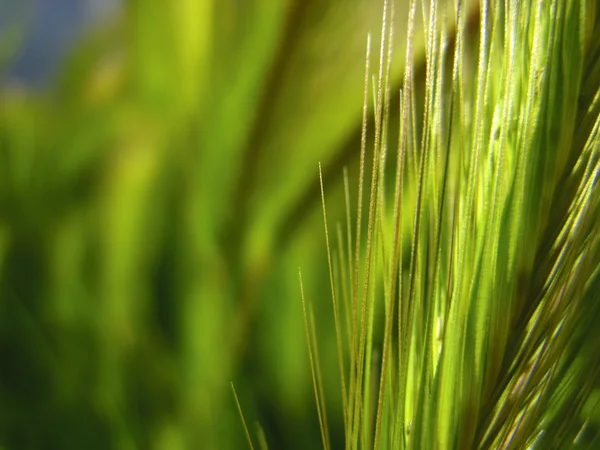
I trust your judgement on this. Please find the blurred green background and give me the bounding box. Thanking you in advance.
[0,0,438,448]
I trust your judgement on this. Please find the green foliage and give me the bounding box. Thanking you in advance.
[0,0,599,449]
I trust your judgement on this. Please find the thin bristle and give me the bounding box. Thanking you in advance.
[231,382,256,450]
[319,162,350,437]
[309,303,332,450]
[299,270,330,450]
[349,30,373,450]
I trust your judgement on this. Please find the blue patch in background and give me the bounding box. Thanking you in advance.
[1,0,120,87]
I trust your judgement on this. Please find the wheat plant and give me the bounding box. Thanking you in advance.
[297,0,600,448]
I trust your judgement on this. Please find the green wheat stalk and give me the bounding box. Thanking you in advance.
[300,0,600,448]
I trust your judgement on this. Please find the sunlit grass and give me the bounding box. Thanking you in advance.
[1,0,599,448]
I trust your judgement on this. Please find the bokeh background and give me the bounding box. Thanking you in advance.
[0,1,457,448]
